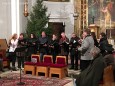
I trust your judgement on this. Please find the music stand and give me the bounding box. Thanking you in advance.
[15,46,26,85]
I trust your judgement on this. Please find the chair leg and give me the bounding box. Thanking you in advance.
[24,70,26,74]
[36,71,38,76]
[59,74,62,79]
[45,72,48,77]
[59,69,64,79]
[49,72,52,78]
[45,67,49,77]
[32,71,35,76]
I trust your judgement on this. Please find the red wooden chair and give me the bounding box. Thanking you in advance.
[49,56,68,79]
[36,55,53,77]
[24,54,40,75]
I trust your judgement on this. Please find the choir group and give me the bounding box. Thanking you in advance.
[8,31,79,71]
[7,29,114,72]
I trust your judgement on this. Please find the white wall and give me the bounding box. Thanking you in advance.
[31,0,74,39]
[0,0,12,41]
[0,0,28,41]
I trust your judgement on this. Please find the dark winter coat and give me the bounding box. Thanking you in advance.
[38,36,49,53]
[59,37,69,56]
[27,38,38,56]
[49,39,59,55]
[69,36,80,55]
[76,54,105,86]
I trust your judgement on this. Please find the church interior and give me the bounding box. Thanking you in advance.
[0,0,115,86]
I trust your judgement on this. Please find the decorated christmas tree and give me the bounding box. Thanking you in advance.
[26,0,52,37]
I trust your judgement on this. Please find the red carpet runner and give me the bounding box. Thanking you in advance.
[0,73,71,86]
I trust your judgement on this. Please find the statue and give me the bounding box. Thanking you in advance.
[92,16,95,24]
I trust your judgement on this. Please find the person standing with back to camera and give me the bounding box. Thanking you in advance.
[8,33,18,71]
[78,29,94,71]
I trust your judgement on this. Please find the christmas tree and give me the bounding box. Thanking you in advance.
[26,0,52,37]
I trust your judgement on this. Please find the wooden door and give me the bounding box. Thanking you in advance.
[49,22,65,39]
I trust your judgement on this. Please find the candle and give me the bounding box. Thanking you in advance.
[110,19,111,28]
[63,21,65,26]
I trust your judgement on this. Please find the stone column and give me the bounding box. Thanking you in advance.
[74,0,81,37]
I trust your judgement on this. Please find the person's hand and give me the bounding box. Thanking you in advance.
[51,46,54,48]
[21,42,24,44]
[78,39,82,44]
[77,46,80,48]
[33,43,35,45]
[69,44,72,47]
[43,44,47,46]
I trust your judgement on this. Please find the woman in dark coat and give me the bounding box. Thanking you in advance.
[16,33,26,68]
[27,33,38,61]
[99,32,108,56]
[49,34,59,63]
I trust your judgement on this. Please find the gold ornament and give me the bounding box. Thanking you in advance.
[24,0,29,17]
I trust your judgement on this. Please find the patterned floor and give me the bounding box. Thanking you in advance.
[1,72,71,86]
[0,67,80,86]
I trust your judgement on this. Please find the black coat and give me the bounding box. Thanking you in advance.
[76,54,105,86]
[27,38,38,56]
[38,36,49,53]
[69,37,80,55]
[59,37,69,55]
[99,38,108,55]
[49,39,59,55]
[16,38,27,57]
[93,38,99,47]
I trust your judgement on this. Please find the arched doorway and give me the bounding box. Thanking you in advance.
[49,22,65,39]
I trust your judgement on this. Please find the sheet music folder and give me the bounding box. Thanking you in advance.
[15,46,26,52]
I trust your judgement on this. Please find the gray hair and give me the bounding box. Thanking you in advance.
[84,29,91,35]
[90,47,100,56]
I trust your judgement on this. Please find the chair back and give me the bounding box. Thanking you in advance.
[56,56,66,65]
[113,51,115,58]
[0,52,3,58]
[43,55,53,63]
[103,65,114,84]
[31,54,40,63]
